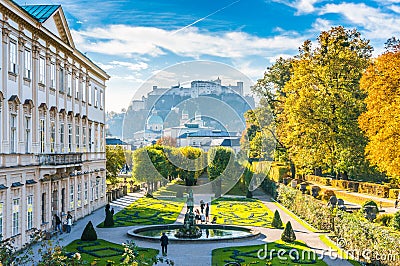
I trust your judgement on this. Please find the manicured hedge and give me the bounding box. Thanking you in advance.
[277,185,332,231]
[330,180,359,192]
[358,182,389,198]
[334,211,400,266]
[306,175,392,198]
[305,175,332,186]
[277,185,400,266]
[256,162,290,182]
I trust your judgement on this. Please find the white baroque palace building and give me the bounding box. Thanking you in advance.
[0,1,109,247]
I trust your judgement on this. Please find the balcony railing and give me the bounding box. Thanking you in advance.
[37,153,83,166]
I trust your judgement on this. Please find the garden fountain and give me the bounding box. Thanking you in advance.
[127,189,261,242]
[174,189,202,238]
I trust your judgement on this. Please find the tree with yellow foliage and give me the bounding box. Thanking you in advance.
[279,26,373,177]
[359,38,400,180]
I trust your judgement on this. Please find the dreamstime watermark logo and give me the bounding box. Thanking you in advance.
[334,238,399,263]
[122,61,276,198]
[255,240,399,263]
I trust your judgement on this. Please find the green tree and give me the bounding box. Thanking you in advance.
[208,147,235,197]
[81,221,97,241]
[251,58,294,174]
[281,221,296,242]
[278,26,373,178]
[106,145,126,184]
[271,210,283,228]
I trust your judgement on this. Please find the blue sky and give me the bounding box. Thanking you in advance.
[18,0,400,111]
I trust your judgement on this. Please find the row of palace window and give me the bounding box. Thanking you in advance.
[0,196,32,239]
[0,106,104,154]
[0,178,104,239]
[8,40,104,108]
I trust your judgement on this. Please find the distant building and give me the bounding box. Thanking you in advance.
[119,77,255,141]
[210,138,241,153]
[106,137,131,151]
[177,129,239,151]
[0,1,109,247]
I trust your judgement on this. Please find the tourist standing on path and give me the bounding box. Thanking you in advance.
[54,214,62,234]
[66,211,73,233]
[200,200,205,213]
[195,209,201,224]
[205,203,209,223]
[160,232,169,256]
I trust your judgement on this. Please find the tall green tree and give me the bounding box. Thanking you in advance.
[208,147,235,197]
[250,57,294,173]
[279,26,373,177]
[106,145,126,184]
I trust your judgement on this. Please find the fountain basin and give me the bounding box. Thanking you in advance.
[127,224,261,243]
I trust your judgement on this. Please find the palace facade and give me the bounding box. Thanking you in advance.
[0,1,109,247]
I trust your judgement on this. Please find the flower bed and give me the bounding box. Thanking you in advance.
[98,197,184,227]
[211,197,274,227]
[64,239,158,264]
[212,241,327,266]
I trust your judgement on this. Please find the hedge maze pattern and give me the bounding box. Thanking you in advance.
[102,197,184,227]
[212,198,274,227]
[214,242,324,266]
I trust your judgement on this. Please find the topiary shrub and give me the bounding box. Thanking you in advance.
[375,213,393,227]
[361,200,379,221]
[393,211,400,230]
[246,190,253,198]
[271,210,283,228]
[103,204,114,227]
[81,221,97,241]
[281,221,296,242]
[361,200,379,213]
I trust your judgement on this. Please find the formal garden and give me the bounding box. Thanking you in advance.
[4,26,400,266]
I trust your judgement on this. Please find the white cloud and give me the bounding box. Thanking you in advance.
[71,25,304,59]
[311,18,333,32]
[388,4,400,13]
[96,61,148,71]
[319,3,400,39]
[270,0,321,14]
[110,61,149,71]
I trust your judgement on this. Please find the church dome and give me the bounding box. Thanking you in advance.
[146,114,163,125]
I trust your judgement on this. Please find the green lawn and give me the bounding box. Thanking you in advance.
[211,197,274,227]
[212,241,328,266]
[98,197,184,227]
[64,239,158,265]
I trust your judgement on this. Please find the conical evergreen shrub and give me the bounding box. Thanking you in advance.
[281,221,296,242]
[81,221,97,241]
[271,210,283,228]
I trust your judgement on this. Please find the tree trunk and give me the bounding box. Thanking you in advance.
[314,167,322,176]
[290,161,296,179]
[340,171,348,180]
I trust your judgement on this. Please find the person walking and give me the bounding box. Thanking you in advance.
[205,203,209,223]
[160,232,169,256]
[66,211,73,233]
[54,214,62,234]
